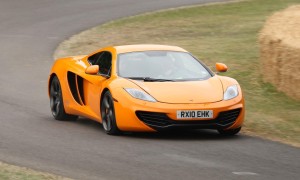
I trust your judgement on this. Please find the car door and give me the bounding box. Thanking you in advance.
[83,51,113,121]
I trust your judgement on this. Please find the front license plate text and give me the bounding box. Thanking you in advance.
[176,110,213,119]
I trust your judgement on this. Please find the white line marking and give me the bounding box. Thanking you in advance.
[232,172,258,175]
[164,153,223,168]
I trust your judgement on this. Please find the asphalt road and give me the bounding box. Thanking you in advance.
[0,0,299,179]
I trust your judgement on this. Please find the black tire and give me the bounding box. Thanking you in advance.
[50,76,78,121]
[218,127,241,136]
[101,91,120,135]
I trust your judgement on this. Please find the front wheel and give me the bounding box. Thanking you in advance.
[50,76,78,121]
[218,127,241,136]
[101,91,120,135]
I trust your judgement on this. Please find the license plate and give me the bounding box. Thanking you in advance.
[176,110,213,119]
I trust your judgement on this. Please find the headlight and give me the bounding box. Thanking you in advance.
[223,85,239,100]
[124,88,157,102]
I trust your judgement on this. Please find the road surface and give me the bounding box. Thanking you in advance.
[0,0,299,179]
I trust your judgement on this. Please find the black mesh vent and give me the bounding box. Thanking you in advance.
[215,109,241,126]
[136,112,171,127]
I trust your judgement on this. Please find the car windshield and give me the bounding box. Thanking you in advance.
[117,51,212,81]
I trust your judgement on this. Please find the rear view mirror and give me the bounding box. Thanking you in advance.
[85,65,99,75]
[215,63,228,72]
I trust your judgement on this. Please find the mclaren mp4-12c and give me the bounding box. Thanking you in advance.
[48,44,244,135]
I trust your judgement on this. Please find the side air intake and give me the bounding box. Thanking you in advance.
[67,72,85,105]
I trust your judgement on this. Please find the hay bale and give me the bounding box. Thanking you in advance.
[259,5,300,100]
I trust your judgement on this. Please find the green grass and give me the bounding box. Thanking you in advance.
[56,0,300,146]
[0,162,70,180]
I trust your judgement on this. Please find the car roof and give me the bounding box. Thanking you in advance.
[114,44,187,54]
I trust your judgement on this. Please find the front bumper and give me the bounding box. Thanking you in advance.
[112,88,245,132]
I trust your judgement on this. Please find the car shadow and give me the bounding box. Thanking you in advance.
[122,129,244,141]
[52,117,245,141]
[74,117,104,130]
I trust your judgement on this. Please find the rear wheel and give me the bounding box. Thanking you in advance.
[101,91,120,135]
[50,76,78,121]
[218,127,241,136]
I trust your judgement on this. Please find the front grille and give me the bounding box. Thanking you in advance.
[136,111,172,127]
[215,109,241,126]
[136,108,241,129]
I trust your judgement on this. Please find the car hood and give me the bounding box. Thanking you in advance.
[131,76,224,104]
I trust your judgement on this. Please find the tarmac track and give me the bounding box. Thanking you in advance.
[0,0,299,179]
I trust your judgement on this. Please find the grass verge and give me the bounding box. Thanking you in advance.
[0,161,71,180]
[55,0,300,147]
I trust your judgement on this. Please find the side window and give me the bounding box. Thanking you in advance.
[88,52,103,65]
[87,51,112,76]
[96,51,112,75]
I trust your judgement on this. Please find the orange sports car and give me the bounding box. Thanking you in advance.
[48,44,244,135]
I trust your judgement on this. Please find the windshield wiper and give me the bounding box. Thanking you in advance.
[126,77,174,82]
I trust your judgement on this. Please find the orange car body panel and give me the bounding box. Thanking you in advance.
[48,44,245,132]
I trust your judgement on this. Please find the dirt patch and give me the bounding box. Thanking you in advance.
[0,161,72,180]
[259,5,300,100]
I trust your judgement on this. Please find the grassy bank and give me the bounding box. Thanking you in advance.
[55,0,300,147]
[0,161,70,180]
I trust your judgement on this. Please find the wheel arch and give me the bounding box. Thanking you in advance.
[100,88,110,107]
[48,73,57,97]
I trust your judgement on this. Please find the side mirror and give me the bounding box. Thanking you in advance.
[85,65,99,75]
[215,63,228,72]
